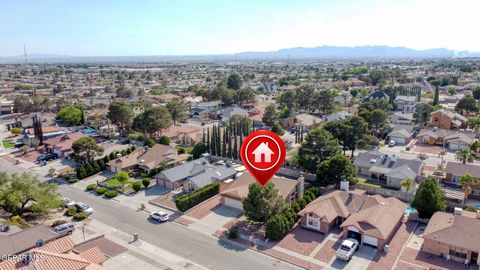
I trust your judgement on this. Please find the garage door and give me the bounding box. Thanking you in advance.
[363,235,378,247]
[392,137,406,144]
[449,143,459,150]
[223,197,244,210]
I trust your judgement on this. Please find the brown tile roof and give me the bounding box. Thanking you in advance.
[0,225,59,257]
[27,126,62,135]
[423,212,480,252]
[161,125,201,139]
[340,196,406,240]
[445,162,480,178]
[107,147,144,170]
[38,237,75,254]
[107,144,180,170]
[42,132,87,152]
[78,247,108,265]
[221,172,298,201]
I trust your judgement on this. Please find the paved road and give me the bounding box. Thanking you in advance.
[0,158,301,270]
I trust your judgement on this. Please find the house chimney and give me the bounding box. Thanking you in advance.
[297,176,305,198]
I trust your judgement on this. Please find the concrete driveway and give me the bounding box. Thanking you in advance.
[329,245,377,270]
[189,205,243,234]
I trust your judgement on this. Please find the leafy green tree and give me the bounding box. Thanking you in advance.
[262,103,277,126]
[159,136,170,145]
[472,87,480,100]
[0,172,64,217]
[114,170,130,187]
[85,163,94,176]
[133,106,172,139]
[265,214,289,240]
[166,99,188,125]
[191,141,207,159]
[295,86,315,111]
[316,155,355,186]
[359,109,388,137]
[271,122,285,136]
[236,88,256,108]
[56,106,83,126]
[227,73,243,90]
[76,165,87,179]
[91,160,101,173]
[413,103,434,126]
[455,147,475,164]
[459,173,479,198]
[72,137,104,163]
[296,128,341,173]
[314,89,335,115]
[279,90,295,110]
[107,101,134,137]
[400,178,414,193]
[242,182,286,222]
[13,96,33,114]
[411,178,446,219]
[467,117,480,129]
[116,85,133,98]
[324,116,368,157]
[455,96,478,115]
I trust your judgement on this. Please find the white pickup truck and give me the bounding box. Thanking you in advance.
[335,239,359,261]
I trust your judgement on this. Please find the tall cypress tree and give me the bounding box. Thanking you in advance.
[211,125,216,155]
[233,135,238,160]
[206,127,210,154]
[222,128,227,157]
[216,125,221,156]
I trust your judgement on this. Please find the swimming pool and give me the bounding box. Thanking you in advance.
[406,206,416,214]
[83,128,97,134]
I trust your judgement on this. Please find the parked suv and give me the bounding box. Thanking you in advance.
[53,223,75,236]
[336,239,359,261]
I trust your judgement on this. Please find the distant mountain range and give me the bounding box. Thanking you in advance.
[1,45,479,64]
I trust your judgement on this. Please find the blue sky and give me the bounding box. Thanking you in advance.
[1,0,478,56]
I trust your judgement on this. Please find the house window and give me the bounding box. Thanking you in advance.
[307,215,319,228]
[471,189,480,196]
[449,249,467,259]
[452,175,459,183]
[434,117,439,122]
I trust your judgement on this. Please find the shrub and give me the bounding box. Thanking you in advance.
[126,147,132,155]
[73,212,88,221]
[146,138,155,148]
[130,145,136,152]
[159,136,170,145]
[92,161,101,173]
[104,190,118,198]
[11,127,22,135]
[121,149,127,156]
[68,178,78,184]
[51,220,67,227]
[132,181,142,192]
[95,187,108,195]
[291,203,301,214]
[10,215,23,223]
[86,184,97,191]
[85,163,94,176]
[97,159,105,170]
[464,206,479,212]
[175,182,220,212]
[265,214,289,240]
[149,168,159,177]
[76,165,87,179]
[298,198,307,209]
[142,178,151,188]
[65,207,77,216]
[103,155,110,163]
[227,227,239,239]
[109,152,115,160]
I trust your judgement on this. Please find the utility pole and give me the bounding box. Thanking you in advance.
[23,44,28,66]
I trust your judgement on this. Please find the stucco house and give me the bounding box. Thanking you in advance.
[444,162,480,199]
[386,125,415,145]
[417,129,476,151]
[353,152,423,188]
[43,132,87,157]
[298,190,406,250]
[394,95,417,113]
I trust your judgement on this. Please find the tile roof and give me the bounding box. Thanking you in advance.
[423,212,480,252]
[445,162,480,178]
[0,225,59,257]
[42,132,87,152]
[353,152,422,177]
[37,237,75,254]
[78,247,108,265]
[221,172,298,201]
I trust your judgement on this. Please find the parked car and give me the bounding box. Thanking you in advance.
[37,153,58,162]
[149,211,169,222]
[335,239,359,261]
[53,223,75,236]
[63,197,76,207]
[75,202,94,215]
[388,140,396,147]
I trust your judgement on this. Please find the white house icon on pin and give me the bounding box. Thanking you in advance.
[252,142,274,163]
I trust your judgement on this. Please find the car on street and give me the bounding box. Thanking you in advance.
[149,211,169,222]
[75,202,94,215]
[37,153,58,162]
[388,140,396,147]
[53,223,75,236]
[335,238,359,261]
[63,197,76,207]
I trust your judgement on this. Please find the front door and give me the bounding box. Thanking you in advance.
[472,252,478,264]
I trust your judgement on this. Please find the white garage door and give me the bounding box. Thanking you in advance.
[363,235,378,247]
[449,143,459,150]
[223,197,244,210]
[392,137,406,144]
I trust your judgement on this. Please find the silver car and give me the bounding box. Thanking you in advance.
[336,238,359,261]
[75,202,94,215]
[149,211,169,222]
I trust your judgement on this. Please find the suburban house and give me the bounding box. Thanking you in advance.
[429,109,467,130]
[353,152,423,187]
[192,101,221,117]
[155,157,237,190]
[422,211,480,266]
[0,98,14,115]
[161,125,203,146]
[107,144,188,174]
[220,172,303,210]
[42,132,87,157]
[215,106,249,122]
[298,190,406,250]
[386,125,416,145]
[0,236,108,270]
[24,126,66,141]
[417,129,475,151]
[394,95,417,113]
[390,111,414,125]
[155,93,181,103]
[444,162,480,199]
[0,224,61,258]
[279,114,322,130]
[324,111,352,123]
[362,90,389,103]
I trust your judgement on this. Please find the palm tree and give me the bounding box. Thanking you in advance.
[459,173,479,198]
[400,178,414,193]
[455,147,475,164]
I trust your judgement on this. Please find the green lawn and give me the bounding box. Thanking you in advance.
[106,178,134,191]
[2,140,15,149]
[356,178,401,191]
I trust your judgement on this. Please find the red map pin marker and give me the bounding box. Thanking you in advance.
[240,130,286,186]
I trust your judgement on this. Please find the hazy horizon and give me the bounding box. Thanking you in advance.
[1,0,479,57]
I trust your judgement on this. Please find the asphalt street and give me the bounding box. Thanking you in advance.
[0,158,302,270]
